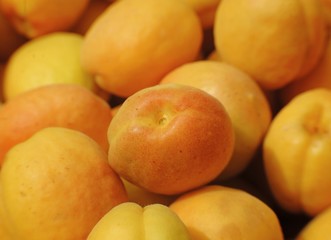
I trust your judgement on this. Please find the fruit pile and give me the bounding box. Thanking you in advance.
[1,0,331,239]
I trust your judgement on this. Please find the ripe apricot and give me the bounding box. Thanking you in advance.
[0,127,128,239]
[3,32,97,100]
[214,0,327,89]
[107,84,234,195]
[81,0,203,97]
[264,88,331,216]
[88,202,190,240]
[170,185,284,240]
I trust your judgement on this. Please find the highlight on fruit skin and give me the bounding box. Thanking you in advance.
[107,83,235,195]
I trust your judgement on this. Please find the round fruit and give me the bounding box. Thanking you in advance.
[264,88,331,216]
[88,202,190,240]
[0,84,113,166]
[214,0,327,89]
[160,60,272,179]
[107,83,235,195]
[0,127,128,240]
[81,0,203,97]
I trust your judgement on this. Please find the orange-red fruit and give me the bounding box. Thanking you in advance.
[107,84,235,195]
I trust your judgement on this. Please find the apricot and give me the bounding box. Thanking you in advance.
[160,60,272,179]
[263,88,331,216]
[3,32,97,100]
[0,0,90,38]
[214,0,327,89]
[0,127,128,239]
[170,185,284,240]
[296,206,331,239]
[88,202,191,240]
[81,0,202,97]
[107,83,235,195]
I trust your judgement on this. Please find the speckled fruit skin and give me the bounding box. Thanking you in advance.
[107,83,235,195]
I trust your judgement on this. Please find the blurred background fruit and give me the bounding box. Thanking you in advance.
[170,185,284,240]
[71,0,111,35]
[214,0,328,90]
[0,64,5,102]
[296,205,331,239]
[160,60,272,179]
[264,88,331,217]
[0,9,26,63]
[279,34,331,105]
[181,0,221,29]
[0,0,90,38]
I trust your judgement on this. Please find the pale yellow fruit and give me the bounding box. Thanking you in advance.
[264,88,331,216]
[88,202,191,240]
[0,0,90,38]
[3,32,97,101]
